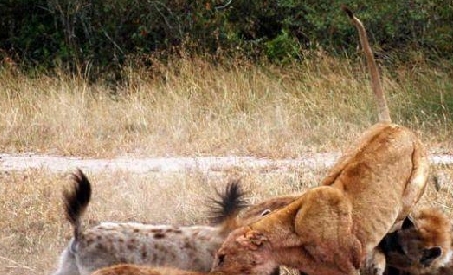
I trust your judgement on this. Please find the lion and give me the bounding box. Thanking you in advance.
[236,199,452,275]
[51,169,250,275]
[237,195,298,225]
[211,6,430,275]
[379,207,452,275]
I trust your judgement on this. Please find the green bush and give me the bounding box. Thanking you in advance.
[265,30,301,62]
[0,0,452,76]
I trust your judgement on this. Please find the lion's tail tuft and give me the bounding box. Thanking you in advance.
[207,179,249,234]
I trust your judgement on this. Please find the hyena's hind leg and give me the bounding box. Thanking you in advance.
[51,242,80,275]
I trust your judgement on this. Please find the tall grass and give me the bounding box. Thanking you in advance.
[0,168,323,275]
[1,54,452,157]
[1,165,450,275]
[0,54,452,274]
[0,167,453,275]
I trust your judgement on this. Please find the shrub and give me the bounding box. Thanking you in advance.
[0,0,451,76]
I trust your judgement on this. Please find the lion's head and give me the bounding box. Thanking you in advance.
[380,208,451,273]
[211,227,280,275]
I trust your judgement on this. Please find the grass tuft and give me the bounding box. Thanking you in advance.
[0,54,452,274]
[1,55,451,157]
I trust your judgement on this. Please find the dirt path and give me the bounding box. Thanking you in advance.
[1,153,452,174]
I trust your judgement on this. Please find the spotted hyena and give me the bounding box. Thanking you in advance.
[90,263,225,275]
[51,169,248,275]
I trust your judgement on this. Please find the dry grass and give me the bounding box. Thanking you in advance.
[0,167,320,275]
[1,164,452,275]
[0,55,452,275]
[0,55,451,157]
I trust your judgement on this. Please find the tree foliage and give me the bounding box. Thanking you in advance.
[0,0,451,75]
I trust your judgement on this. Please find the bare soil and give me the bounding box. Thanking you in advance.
[2,152,453,174]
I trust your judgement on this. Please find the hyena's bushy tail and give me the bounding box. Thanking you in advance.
[207,179,248,235]
[63,169,91,241]
[342,5,392,124]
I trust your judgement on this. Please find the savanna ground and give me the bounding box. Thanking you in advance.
[1,54,453,275]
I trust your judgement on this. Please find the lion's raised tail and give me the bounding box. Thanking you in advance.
[63,169,92,241]
[206,179,248,235]
[342,5,392,124]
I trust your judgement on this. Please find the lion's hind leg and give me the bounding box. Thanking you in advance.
[400,139,430,220]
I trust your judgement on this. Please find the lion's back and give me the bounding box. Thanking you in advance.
[321,123,428,249]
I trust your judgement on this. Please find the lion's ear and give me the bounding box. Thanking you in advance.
[261,209,272,216]
[379,231,406,255]
[236,230,268,250]
[402,216,415,229]
[420,246,443,267]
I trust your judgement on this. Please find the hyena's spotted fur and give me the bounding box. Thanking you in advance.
[90,263,225,275]
[51,169,248,275]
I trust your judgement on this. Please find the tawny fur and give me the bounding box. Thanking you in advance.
[51,170,249,275]
[90,264,225,275]
[237,195,298,225]
[380,208,452,275]
[211,7,430,275]
[212,186,361,275]
[341,6,391,124]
